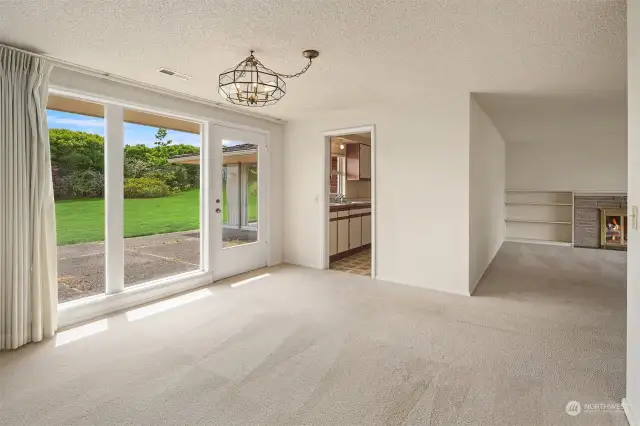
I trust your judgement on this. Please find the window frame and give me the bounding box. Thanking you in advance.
[330,154,346,196]
[51,88,211,327]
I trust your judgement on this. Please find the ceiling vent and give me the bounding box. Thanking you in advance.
[157,68,191,81]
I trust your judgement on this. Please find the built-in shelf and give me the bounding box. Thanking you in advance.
[505,202,572,207]
[504,190,574,246]
[506,189,572,193]
[506,218,572,225]
[505,237,573,247]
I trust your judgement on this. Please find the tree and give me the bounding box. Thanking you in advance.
[154,128,173,147]
[49,128,105,175]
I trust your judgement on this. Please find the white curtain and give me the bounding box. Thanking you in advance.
[0,46,57,350]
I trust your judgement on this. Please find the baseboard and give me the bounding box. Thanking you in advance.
[623,398,636,426]
[375,274,471,296]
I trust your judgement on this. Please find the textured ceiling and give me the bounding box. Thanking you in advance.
[0,0,627,121]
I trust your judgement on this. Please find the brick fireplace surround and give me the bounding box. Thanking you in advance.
[574,195,627,249]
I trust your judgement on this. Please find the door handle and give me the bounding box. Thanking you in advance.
[216,208,222,214]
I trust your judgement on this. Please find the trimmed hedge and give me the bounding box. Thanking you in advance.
[124,177,171,198]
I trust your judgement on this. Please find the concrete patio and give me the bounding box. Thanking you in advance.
[57,228,257,303]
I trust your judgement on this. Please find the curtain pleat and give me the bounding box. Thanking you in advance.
[0,46,56,350]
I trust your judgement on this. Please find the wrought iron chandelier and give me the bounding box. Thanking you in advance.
[218,49,319,107]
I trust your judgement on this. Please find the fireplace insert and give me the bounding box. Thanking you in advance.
[600,208,627,249]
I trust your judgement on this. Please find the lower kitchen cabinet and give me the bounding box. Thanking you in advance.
[329,220,338,255]
[349,216,362,249]
[362,215,371,245]
[329,205,372,262]
[337,218,350,253]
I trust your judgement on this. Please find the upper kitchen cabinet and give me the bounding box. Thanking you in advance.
[346,143,371,181]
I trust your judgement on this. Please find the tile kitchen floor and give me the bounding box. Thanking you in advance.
[330,249,371,276]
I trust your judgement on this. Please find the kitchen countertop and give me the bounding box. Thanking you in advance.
[329,201,371,212]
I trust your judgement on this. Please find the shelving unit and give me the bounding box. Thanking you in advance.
[505,202,572,207]
[505,190,574,246]
[505,218,572,225]
[505,237,573,247]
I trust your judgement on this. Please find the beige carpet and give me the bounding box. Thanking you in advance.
[0,242,627,425]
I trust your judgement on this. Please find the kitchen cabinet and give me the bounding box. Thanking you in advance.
[329,204,372,262]
[337,213,350,253]
[349,216,362,249]
[362,214,372,245]
[346,143,372,181]
[329,218,338,256]
[359,144,371,179]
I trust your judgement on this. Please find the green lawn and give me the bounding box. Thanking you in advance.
[56,188,258,246]
[56,189,200,245]
[55,198,106,245]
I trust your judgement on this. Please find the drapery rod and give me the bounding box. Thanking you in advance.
[0,43,285,124]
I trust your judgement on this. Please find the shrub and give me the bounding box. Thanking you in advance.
[124,158,151,179]
[124,177,171,198]
[145,164,192,192]
[164,165,191,191]
[50,128,202,198]
[183,164,200,189]
[68,170,104,197]
[53,173,73,199]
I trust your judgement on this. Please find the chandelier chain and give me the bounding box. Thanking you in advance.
[253,57,314,79]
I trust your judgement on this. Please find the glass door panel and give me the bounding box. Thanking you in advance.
[212,126,267,280]
[221,142,259,248]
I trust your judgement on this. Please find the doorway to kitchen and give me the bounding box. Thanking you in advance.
[322,126,375,278]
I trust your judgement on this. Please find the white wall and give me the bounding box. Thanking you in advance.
[284,90,472,295]
[506,136,627,192]
[468,97,505,293]
[50,67,285,266]
[626,1,640,423]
